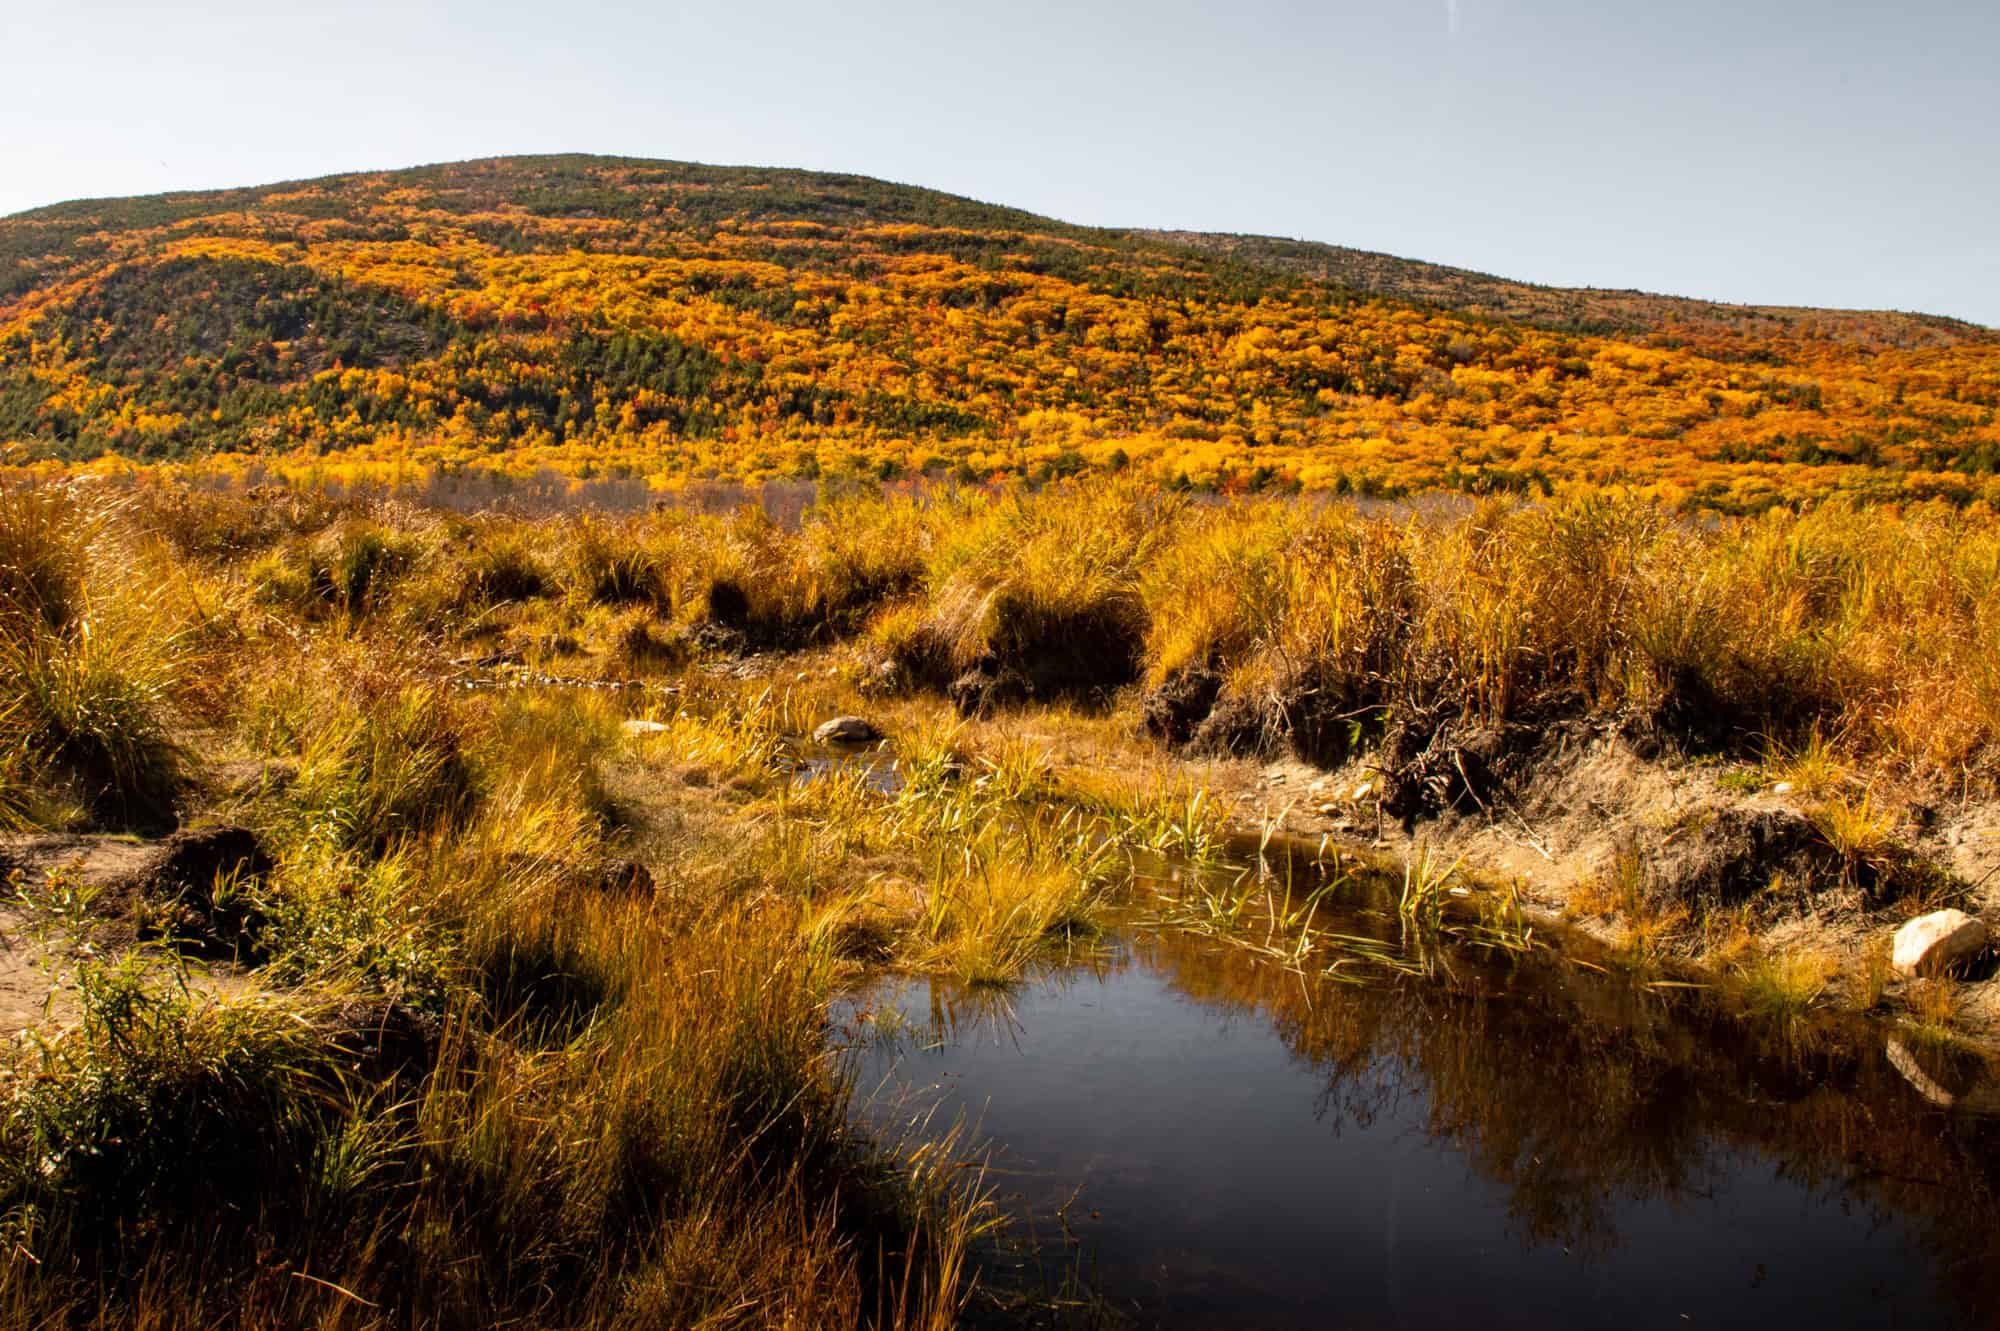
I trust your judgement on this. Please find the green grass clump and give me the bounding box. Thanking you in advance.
[248,517,423,617]
[0,621,184,823]
[0,482,185,825]
[0,484,95,634]
[285,682,479,851]
[0,959,352,1244]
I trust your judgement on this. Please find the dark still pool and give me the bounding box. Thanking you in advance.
[841,926,2000,1330]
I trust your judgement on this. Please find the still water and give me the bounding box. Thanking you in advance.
[842,898,2000,1329]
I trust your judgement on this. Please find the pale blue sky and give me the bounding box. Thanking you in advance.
[4,0,1994,325]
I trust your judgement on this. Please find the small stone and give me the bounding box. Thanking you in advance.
[1316,802,1340,816]
[1351,781,1374,801]
[1892,908,1988,978]
[621,719,669,738]
[1771,781,1795,796]
[813,715,882,745]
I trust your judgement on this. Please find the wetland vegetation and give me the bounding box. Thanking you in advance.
[5,473,2000,1327]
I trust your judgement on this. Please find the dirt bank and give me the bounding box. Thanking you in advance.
[1194,719,2000,1042]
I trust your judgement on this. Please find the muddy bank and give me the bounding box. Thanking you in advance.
[1198,717,2000,1041]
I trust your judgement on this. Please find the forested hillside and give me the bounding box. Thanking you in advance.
[2,154,1995,509]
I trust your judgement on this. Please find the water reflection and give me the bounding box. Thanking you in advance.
[844,899,2000,1329]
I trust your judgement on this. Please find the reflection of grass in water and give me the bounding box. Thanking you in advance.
[1145,831,1545,986]
[846,973,1135,1331]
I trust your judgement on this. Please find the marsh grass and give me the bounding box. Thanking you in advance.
[0,619,186,823]
[1398,843,1467,930]
[90,476,2000,792]
[1810,790,1898,890]
[0,483,97,634]
[0,500,984,1327]
[1859,934,1896,1009]
[15,472,2000,1327]
[1738,947,1838,1020]
[1572,848,1690,973]
[0,482,188,826]
[1767,727,1850,797]
[1907,977,1960,1036]
[874,484,1169,706]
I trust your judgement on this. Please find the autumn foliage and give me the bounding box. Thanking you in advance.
[1,155,1996,509]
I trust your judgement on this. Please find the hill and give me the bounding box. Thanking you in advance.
[1135,229,1992,349]
[2,153,1996,509]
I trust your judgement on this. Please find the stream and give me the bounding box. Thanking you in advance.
[837,862,2000,1329]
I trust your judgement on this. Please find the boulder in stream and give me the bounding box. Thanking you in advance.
[813,715,882,745]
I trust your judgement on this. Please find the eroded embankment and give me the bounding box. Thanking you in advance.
[1177,714,2000,1042]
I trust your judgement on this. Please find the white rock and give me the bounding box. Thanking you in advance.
[1771,781,1795,796]
[1891,909,1989,978]
[621,719,669,737]
[1351,781,1374,801]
